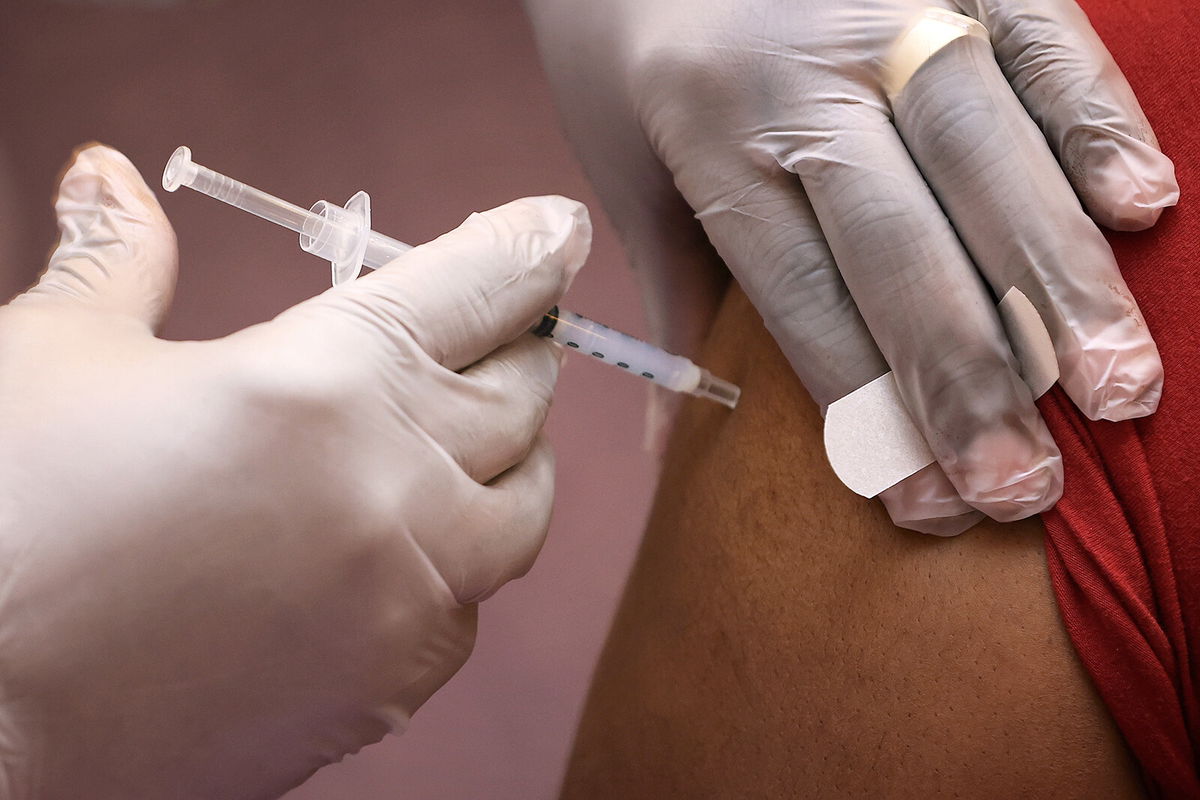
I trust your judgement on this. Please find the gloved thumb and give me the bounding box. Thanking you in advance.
[26,144,178,330]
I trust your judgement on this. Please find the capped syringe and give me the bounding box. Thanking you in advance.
[161,146,740,409]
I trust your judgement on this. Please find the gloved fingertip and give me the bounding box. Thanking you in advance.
[1069,134,1180,232]
[70,141,135,172]
[501,195,593,288]
[1062,331,1164,422]
[57,143,159,218]
[892,509,986,537]
[953,427,1064,523]
[548,196,593,282]
[37,143,178,325]
[1095,380,1162,422]
[1089,164,1179,232]
[878,464,983,537]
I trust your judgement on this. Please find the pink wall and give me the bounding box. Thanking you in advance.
[0,2,657,796]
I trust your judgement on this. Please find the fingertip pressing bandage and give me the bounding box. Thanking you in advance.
[882,8,989,101]
[825,289,1059,498]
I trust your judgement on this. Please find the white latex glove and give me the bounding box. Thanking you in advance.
[526,0,1177,535]
[0,145,591,799]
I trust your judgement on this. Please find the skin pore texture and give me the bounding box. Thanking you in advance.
[561,284,1144,798]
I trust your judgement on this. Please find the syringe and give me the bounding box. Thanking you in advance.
[161,146,740,408]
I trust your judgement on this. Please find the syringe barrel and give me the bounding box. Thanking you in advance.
[540,308,701,393]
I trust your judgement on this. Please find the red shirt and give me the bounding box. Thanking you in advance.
[1041,1,1200,795]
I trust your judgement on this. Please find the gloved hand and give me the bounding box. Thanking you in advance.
[526,0,1177,535]
[0,145,590,799]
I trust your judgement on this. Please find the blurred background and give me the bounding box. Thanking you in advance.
[0,1,659,796]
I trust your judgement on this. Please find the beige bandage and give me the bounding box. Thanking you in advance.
[882,8,989,101]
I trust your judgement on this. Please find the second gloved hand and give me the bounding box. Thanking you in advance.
[527,0,1177,534]
[0,146,590,799]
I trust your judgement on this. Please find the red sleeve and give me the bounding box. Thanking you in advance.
[1040,1,1200,795]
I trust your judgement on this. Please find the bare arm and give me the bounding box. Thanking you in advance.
[562,284,1143,798]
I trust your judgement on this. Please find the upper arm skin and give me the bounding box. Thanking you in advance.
[562,285,1144,798]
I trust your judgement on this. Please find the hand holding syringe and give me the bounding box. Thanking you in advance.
[162,147,739,408]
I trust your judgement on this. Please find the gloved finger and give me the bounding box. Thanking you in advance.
[878,465,985,537]
[419,335,560,485]
[686,165,887,409]
[790,112,1062,521]
[314,196,590,373]
[23,144,178,330]
[956,1,1179,230]
[662,149,980,532]
[892,28,1163,421]
[421,434,556,605]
